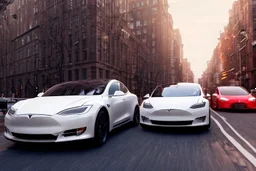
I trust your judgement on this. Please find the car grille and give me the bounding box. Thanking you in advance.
[150,120,193,125]
[12,133,57,140]
[231,103,247,109]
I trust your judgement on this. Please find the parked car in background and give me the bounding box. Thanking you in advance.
[212,86,256,110]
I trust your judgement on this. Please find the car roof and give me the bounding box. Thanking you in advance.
[156,82,200,88]
[217,86,242,89]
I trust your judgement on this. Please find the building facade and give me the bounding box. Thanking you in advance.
[208,0,256,90]
[127,0,176,86]
[0,0,155,98]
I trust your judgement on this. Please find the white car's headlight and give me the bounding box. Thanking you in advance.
[8,107,17,116]
[58,105,92,115]
[220,97,229,101]
[190,101,206,109]
[143,101,153,109]
[248,97,256,101]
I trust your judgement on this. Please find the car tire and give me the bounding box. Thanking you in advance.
[94,110,109,146]
[132,106,140,126]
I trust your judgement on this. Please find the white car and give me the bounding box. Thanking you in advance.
[140,83,211,129]
[4,79,139,145]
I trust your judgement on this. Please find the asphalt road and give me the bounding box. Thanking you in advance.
[0,111,255,171]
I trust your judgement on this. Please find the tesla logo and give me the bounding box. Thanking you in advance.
[167,109,174,112]
[28,115,33,119]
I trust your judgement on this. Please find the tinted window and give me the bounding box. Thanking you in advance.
[120,82,128,93]
[152,84,201,97]
[43,80,109,96]
[108,82,120,95]
[219,87,249,96]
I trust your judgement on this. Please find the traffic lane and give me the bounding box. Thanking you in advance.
[0,123,254,171]
[213,110,256,147]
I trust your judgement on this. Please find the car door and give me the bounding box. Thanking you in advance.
[119,82,132,118]
[108,82,126,128]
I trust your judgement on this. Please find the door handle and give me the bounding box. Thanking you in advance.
[122,98,125,101]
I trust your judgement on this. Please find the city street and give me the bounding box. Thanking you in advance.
[0,111,255,171]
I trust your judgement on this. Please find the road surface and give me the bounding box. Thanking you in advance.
[0,110,255,171]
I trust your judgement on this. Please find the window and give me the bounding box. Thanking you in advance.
[136,21,140,27]
[136,30,141,35]
[106,70,110,79]
[219,87,249,96]
[152,33,155,38]
[68,70,72,81]
[99,68,103,78]
[152,48,155,53]
[136,2,140,7]
[153,0,157,4]
[143,28,147,34]
[82,0,87,5]
[75,69,79,80]
[91,66,97,79]
[83,50,88,60]
[43,80,108,96]
[144,20,147,26]
[152,84,201,97]
[120,82,128,93]
[108,82,120,95]
[82,68,87,79]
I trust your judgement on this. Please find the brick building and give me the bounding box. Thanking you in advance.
[173,29,183,84]
[127,0,176,86]
[208,0,256,89]
[0,0,154,98]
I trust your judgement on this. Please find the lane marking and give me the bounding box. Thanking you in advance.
[211,109,256,154]
[211,116,256,167]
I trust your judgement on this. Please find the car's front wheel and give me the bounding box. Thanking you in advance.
[94,110,109,146]
[132,106,140,126]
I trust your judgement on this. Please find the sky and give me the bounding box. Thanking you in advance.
[168,0,236,82]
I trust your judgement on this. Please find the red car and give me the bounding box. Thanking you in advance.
[211,86,256,110]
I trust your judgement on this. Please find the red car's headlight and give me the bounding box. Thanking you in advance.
[220,97,229,101]
[248,97,256,101]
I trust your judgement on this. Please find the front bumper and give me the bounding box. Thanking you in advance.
[218,100,256,110]
[140,107,210,127]
[4,112,96,143]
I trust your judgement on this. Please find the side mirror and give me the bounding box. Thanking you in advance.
[204,93,211,99]
[113,91,125,96]
[212,93,218,97]
[143,94,150,100]
[37,92,44,97]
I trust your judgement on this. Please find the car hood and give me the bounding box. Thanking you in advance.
[149,96,202,110]
[13,96,101,115]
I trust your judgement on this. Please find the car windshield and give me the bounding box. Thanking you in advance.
[151,84,201,97]
[43,80,109,96]
[219,87,249,96]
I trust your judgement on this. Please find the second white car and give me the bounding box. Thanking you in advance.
[140,83,211,130]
